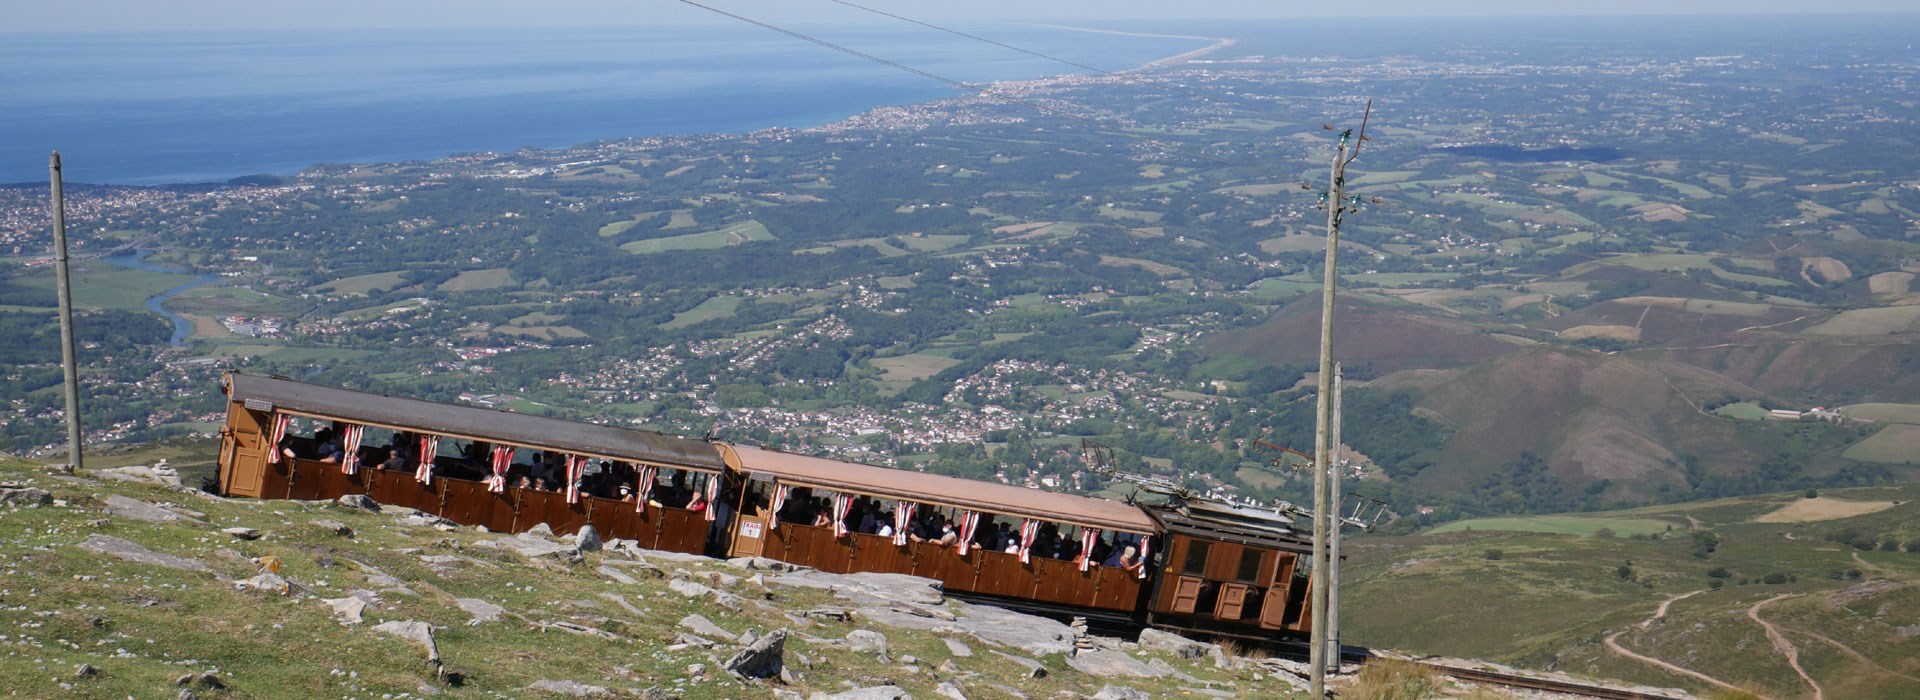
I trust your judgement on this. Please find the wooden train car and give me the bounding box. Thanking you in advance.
[215,372,1316,640]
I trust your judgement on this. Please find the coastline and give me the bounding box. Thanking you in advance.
[1028,24,1236,70]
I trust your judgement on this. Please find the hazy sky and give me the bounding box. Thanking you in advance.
[5,0,1917,32]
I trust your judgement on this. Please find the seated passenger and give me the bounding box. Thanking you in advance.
[380,448,410,471]
[934,517,958,547]
[313,428,342,463]
[1103,544,1131,568]
[686,488,708,513]
[876,512,895,538]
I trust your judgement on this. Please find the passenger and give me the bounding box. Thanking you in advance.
[876,511,895,538]
[1088,537,1114,567]
[1119,546,1144,575]
[934,516,958,547]
[686,487,708,513]
[313,428,342,463]
[380,448,410,472]
[857,504,881,535]
[1103,544,1131,568]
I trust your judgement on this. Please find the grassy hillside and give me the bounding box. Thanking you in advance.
[1346,484,1920,699]
[0,456,1310,699]
[1206,293,1517,374]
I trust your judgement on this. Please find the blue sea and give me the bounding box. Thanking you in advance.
[0,25,1208,185]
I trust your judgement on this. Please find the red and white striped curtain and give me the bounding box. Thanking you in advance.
[1019,519,1041,565]
[486,445,513,493]
[339,424,365,475]
[831,492,853,538]
[1136,535,1152,579]
[265,413,292,464]
[893,502,918,547]
[703,474,721,523]
[956,511,981,555]
[634,465,658,513]
[1079,528,1102,572]
[564,455,587,504]
[415,434,439,485]
[767,484,790,529]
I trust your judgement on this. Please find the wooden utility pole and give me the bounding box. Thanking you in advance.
[49,152,84,472]
[1310,101,1369,698]
[1327,363,1344,674]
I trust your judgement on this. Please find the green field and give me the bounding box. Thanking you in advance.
[870,353,962,382]
[660,295,742,330]
[619,220,774,254]
[1427,515,1677,537]
[17,261,195,313]
[1842,424,1920,464]
[597,220,640,237]
[313,271,408,295]
[1712,401,1773,420]
[1804,306,1920,335]
[442,268,512,292]
[1842,403,1920,424]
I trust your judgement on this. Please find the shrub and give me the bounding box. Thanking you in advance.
[1881,540,1901,552]
[1616,564,1634,580]
[1847,569,1863,580]
[1707,567,1731,579]
[1804,488,1819,499]
[1594,527,1616,538]
[1484,549,1504,560]
[1348,658,1442,700]
[1710,578,1725,590]
[1762,572,1790,585]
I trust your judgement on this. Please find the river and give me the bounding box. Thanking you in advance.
[99,249,217,348]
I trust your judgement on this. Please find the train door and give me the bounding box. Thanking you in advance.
[220,406,273,497]
[1260,551,1301,629]
[727,477,773,558]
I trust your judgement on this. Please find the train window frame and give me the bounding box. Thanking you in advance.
[1236,548,1264,582]
[1182,539,1211,576]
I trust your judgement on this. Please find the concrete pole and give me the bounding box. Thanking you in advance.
[1328,364,1344,674]
[50,152,85,472]
[1308,135,1349,699]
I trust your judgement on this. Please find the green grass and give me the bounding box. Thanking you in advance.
[313,271,408,295]
[597,220,640,237]
[869,353,962,382]
[1713,402,1773,421]
[441,268,512,292]
[620,220,775,254]
[17,261,196,313]
[1427,516,1677,537]
[1842,425,1920,464]
[660,295,742,330]
[1841,403,1920,424]
[1803,306,1920,336]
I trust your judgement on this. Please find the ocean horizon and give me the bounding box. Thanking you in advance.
[0,24,1210,186]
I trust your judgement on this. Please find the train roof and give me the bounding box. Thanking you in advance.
[1145,498,1313,554]
[224,372,725,471]
[721,444,1158,535]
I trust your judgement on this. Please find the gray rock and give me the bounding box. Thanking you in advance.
[0,487,53,507]
[724,628,787,679]
[98,465,185,489]
[104,495,195,523]
[679,613,735,639]
[323,596,367,624]
[987,686,1025,700]
[456,598,504,624]
[725,556,799,572]
[526,679,615,698]
[598,566,637,585]
[1137,628,1217,661]
[235,572,290,594]
[222,527,262,540]
[374,620,441,666]
[76,535,212,573]
[311,519,354,537]
[943,638,973,658]
[73,663,100,679]
[574,525,602,552]
[336,494,380,511]
[686,662,707,678]
[526,522,555,537]
[847,629,890,655]
[936,660,963,675]
[817,686,910,700]
[1090,685,1150,700]
[668,577,742,606]
[177,690,198,700]
[1066,650,1167,679]
[175,672,225,689]
[989,651,1047,680]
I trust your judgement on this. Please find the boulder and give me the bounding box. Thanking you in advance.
[816,687,910,700]
[1137,628,1219,661]
[847,629,890,655]
[1066,650,1168,679]
[222,527,262,540]
[574,525,602,552]
[526,679,615,698]
[679,613,735,639]
[336,494,380,511]
[933,681,967,700]
[1090,685,1150,700]
[456,598,504,624]
[723,628,788,679]
[989,651,1047,680]
[526,522,556,538]
[235,572,290,594]
[311,519,354,537]
[323,596,367,624]
[374,620,441,666]
[76,535,212,573]
[0,487,54,507]
[943,638,972,658]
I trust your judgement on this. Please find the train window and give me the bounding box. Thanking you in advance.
[1182,540,1211,576]
[1236,548,1263,582]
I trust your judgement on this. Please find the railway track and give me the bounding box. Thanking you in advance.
[1417,661,1687,700]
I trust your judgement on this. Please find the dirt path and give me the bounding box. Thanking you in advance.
[1751,594,1823,700]
[1790,627,1920,683]
[1686,515,1703,531]
[1605,590,1753,695]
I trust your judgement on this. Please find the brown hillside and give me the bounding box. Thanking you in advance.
[1646,335,1920,404]
[1390,346,1772,499]
[1206,292,1515,373]
[1534,297,1822,345]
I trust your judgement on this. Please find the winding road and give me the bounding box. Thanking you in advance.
[1749,594,1822,700]
[1605,590,1752,695]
